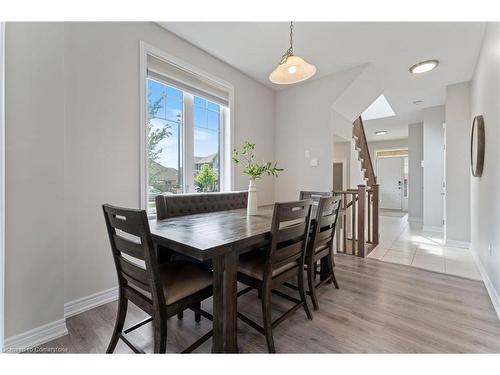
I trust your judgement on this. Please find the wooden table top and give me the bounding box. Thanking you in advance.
[150,205,277,260]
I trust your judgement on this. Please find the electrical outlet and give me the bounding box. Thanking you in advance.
[310,159,318,167]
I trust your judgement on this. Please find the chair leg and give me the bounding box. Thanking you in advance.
[327,254,339,289]
[257,289,262,299]
[194,302,201,323]
[261,284,275,353]
[106,296,128,353]
[153,313,167,354]
[299,267,313,319]
[177,311,183,320]
[307,259,319,311]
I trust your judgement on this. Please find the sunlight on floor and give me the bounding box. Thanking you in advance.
[367,210,481,280]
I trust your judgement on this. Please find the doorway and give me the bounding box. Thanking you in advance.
[375,148,408,211]
[333,162,344,192]
[378,157,403,209]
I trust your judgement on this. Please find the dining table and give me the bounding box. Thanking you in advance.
[149,204,325,353]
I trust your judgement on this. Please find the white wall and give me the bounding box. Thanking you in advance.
[423,106,445,231]
[4,22,276,338]
[275,64,382,201]
[408,123,424,221]
[5,23,66,338]
[470,22,500,317]
[445,82,471,245]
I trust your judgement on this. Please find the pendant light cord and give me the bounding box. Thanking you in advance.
[280,21,294,64]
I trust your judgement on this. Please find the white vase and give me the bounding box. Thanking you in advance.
[247,178,258,216]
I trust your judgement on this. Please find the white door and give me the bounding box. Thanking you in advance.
[377,157,403,210]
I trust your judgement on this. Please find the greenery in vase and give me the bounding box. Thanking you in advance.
[232,141,283,180]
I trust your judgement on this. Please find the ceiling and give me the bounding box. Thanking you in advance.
[160,22,486,141]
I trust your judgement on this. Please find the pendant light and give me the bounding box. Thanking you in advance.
[269,22,316,85]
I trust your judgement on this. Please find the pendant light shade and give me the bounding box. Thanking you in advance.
[269,55,317,85]
[269,22,316,85]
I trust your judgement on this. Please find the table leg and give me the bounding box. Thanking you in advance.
[223,250,239,352]
[211,251,239,353]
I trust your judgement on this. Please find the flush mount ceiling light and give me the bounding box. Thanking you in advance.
[375,131,388,136]
[269,22,316,85]
[409,59,439,74]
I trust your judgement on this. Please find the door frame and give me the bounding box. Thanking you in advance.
[443,122,447,241]
[0,21,5,352]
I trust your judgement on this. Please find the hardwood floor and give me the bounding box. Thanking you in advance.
[39,254,500,353]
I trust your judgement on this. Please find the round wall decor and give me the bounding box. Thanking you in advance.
[470,115,485,177]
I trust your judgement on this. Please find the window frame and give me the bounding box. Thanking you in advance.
[139,41,234,213]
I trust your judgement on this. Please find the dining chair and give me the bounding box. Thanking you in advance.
[102,204,214,353]
[236,200,313,353]
[298,191,333,279]
[305,196,341,311]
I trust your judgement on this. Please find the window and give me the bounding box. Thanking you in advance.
[142,48,231,214]
[193,96,221,193]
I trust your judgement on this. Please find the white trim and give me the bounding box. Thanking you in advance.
[445,239,471,249]
[4,286,119,351]
[4,319,68,352]
[64,287,118,319]
[139,41,148,209]
[139,41,235,210]
[407,216,423,223]
[470,247,500,320]
[0,21,5,353]
[422,225,444,233]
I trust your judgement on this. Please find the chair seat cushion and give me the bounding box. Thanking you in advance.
[238,253,298,280]
[159,261,213,305]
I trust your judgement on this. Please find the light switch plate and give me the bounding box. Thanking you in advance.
[305,150,310,158]
[421,160,424,168]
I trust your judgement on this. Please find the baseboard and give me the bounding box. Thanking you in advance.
[422,225,444,233]
[470,247,500,321]
[4,319,68,352]
[445,239,470,249]
[407,216,423,223]
[64,286,118,319]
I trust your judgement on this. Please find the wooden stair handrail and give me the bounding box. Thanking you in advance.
[353,117,376,186]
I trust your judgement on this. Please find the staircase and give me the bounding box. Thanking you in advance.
[353,117,377,186]
[334,116,379,258]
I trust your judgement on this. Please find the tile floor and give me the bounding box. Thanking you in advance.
[367,209,482,280]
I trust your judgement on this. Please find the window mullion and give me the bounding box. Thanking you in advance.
[184,93,195,193]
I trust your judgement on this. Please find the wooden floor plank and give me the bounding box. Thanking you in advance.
[38,254,500,353]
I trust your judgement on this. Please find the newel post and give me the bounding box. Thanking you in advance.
[357,185,366,258]
[372,184,379,245]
